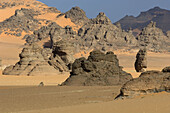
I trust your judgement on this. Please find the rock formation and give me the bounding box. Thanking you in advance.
[25,22,62,44]
[52,40,75,65]
[0,8,41,37]
[167,31,170,38]
[77,12,137,52]
[64,6,89,26]
[2,43,66,76]
[136,21,170,52]
[135,48,147,72]
[61,50,133,86]
[25,22,76,65]
[116,66,170,99]
[162,66,170,73]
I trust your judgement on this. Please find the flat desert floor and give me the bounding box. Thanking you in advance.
[0,86,169,113]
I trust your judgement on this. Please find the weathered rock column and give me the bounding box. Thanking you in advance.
[135,48,147,72]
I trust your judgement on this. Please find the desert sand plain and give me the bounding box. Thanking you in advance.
[0,0,170,113]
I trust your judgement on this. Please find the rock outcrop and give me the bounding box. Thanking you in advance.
[162,66,170,73]
[25,22,62,44]
[77,12,137,52]
[0,8,41,37]
[2,43,65,76]
[64,6,89,26]
[52,40,75,65]
[116,67,170,99]
[167,31,170,38]
[136,21,170,52]
[25,23,76,64]
[61,50,133,86]
[135,49,147,72]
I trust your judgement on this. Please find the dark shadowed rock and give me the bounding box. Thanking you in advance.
[135,48,147,72]
[52,40,75,65]
[116,67,170,99]
[61,50,133,86]
[162,66,170,73]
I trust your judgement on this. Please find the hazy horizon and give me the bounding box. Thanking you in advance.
[38,0,170,23]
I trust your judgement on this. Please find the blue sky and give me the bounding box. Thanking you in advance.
[38,0,170,23]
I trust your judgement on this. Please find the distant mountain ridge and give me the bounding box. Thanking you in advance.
[115,7,170,33]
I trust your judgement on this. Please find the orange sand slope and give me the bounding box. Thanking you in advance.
[0,0,45,22]
[0,0,78,30]
[18,92,170,113]
[35,13,80,31]
[0,35,25,65]
[0,5,27,22]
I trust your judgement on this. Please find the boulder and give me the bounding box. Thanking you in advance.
[61,50,133,86]
[135,48,147,72]
[116,66,170,99]
[162,66,170,73]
